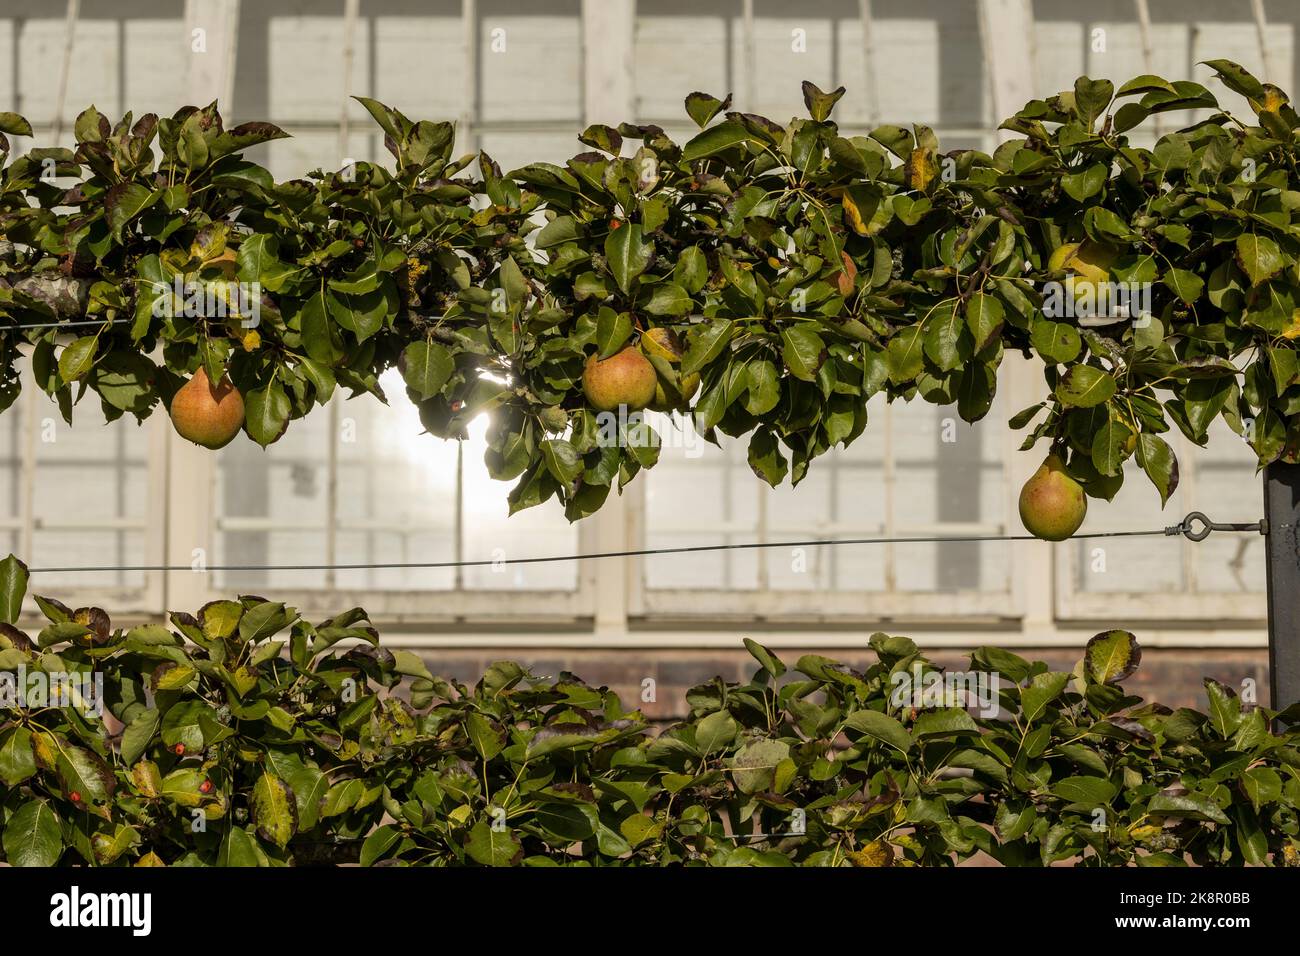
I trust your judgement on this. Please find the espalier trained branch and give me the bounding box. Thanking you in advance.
[0,60,1296,533]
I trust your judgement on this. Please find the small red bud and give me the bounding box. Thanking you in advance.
[174,743,185,756]
[69,791,81,803]
[200,780,213,794]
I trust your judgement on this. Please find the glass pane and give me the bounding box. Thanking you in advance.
[645,387,1008,594]
[478,0,583,123]
[1190,419,1266,597]
[460,416,580,592]
[215,398,331,592]
[217,369,577,594]
[30,389,151,593]
[634,1,990,131]
[1070,417,1265,598]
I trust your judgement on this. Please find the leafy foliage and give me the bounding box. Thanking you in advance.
[0,555,1296,867]
[0,62,1297,517]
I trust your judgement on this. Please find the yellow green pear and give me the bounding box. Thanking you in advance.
[170,367,246,449]
[640,327,700,411]
[582,346,658,412]
[1019,452,1087,541]
[1048,240,1117,286]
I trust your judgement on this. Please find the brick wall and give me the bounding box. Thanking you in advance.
[413,646,1271,720]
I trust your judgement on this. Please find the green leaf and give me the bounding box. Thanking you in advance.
[844,709,912,752]
[236,234,296,291]
[682,119,751,159]
[58,337,98,382]
[1201,59,1266,101]
[912,707,978,737]
[244,382,290,447]
[604,223,652,294]
[885,324,925,383]
[1056,366,1116,407]
[1050,775,1117,806]
[595,308,633,360]
[402,341,453,400]
[1163,268,1203,305]
[674,246,709,294]
[359,825,402,866]
[643,282,690,317]
[681,320,733,376]
[695,710,738,754]
[353,96,409,142]
[0,727,36,786]
[742,637,786,679]
[729,739,790,794]
[161,699,220,752]
[106,182,159,241]
[1020,672,1070,722]
[965,293,1004,351]
[465,818,522,866]
[1236,234,1283,287]
[120,708,160,765]
[219,826,266,867]
[535,215,579,249]
[1091,418,1131,477]
[0,554,28,623]
[541,439,583,484]
[0,112,33,137]
[1073,77,1115,129]
[1148,791,1230,825]
[781,326,825,381]
[239,601,291,642]
[1135,433,1178,506]
[3,800,62,867]
[1239,767,1282,812]
[801,81,846,122]
[923,302,970,372]
[466,712,506,761]
[1030,320,1082,364]
[1061,163,1107,201]
[1085,629,1141,684]
[684,92,731,128]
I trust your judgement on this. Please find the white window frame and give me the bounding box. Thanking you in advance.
[167,400,600,625]
[625,391,1027,624]
[6,346,169,620]
[1053,427,1268,626]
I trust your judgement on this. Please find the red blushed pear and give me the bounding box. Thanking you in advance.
[581,347,658,412]
[169,367,245,450]
[1018,452,1088,541]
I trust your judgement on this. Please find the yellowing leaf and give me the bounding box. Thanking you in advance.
[1281,310,1300,340]
[251,772,297,849]
[905,147,940,194]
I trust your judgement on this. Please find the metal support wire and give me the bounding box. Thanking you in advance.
[22,512,1265,575]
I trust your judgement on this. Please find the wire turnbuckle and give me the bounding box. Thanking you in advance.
[1165,511,1267,542]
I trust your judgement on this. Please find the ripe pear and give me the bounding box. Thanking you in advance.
[582,346,658,412]
[1018,452,1087,541]
[640,327,700,412]
[1047,240,1116,285]
[170,367,245,449]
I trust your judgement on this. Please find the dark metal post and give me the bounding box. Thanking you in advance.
[1263,462,1300,711]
